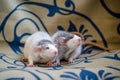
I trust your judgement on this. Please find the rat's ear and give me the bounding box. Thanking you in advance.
[58,37,66,43]
[34,46,42,52]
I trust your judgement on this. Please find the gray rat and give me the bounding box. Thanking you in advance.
[22,31,58,67]
[52,31,82,65]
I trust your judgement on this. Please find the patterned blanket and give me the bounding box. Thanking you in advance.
[0,0,120,80]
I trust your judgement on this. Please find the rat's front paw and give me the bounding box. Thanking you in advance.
[68,58,74,64]
[53,62,61,66]
[76,55,81,59]
[28,64,37,67]
[46,62,53,66]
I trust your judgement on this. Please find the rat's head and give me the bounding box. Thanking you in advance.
[57,32,82,48]
[57,32,74,45]
[58,34,82,48]
[66,34,82,48]
[34,43,58,59]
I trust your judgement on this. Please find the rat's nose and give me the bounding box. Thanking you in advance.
[54,51,58,55]
[78,38,81,42]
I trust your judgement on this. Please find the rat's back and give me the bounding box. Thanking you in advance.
[26,31,53,46]
[52,31,72,39]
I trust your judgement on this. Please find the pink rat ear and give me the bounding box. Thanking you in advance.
[34,46,42,52]
[58,37,66,43]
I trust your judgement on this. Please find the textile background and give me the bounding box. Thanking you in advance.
[0,0,120,55]
[0,0,120,80]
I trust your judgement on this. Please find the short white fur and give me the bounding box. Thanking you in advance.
[23,31,58,66]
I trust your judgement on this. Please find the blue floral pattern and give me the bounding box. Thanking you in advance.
[0,51,120,79]
[0,0,120,80]
[60,68,120,80]
[0,0,109,55]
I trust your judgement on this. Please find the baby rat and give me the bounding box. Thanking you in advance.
[22,31,58,67]
[52,31,82,65]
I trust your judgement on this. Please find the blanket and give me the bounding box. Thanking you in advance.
[0,0,120,80]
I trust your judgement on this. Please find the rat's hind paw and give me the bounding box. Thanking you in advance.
[20,57,28,62]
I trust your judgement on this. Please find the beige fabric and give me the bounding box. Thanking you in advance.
[0,0,120,51]
[0,0,120,79]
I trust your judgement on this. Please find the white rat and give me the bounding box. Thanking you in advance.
[22,31,58,67]
[52,31,82,65]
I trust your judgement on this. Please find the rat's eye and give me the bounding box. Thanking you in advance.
[69,36,73,39]
[46,47,49,49]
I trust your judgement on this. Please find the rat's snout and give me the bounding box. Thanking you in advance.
[77,37,82,44]
[78,38,81,42]
[76,37,82,46]
[54,50,58,55]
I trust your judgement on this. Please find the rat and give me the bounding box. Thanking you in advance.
[52,31,82,65]
[21,31,58,67]
[71,31,110,51]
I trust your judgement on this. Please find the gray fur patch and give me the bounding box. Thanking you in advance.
[56,31,74,39]
[53,31,74,44]
[37,39,53,46]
